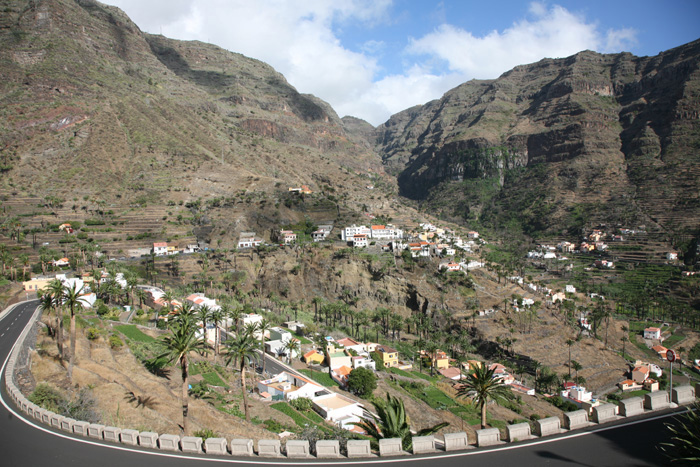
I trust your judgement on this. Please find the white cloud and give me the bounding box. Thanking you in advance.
[103,1,637,126]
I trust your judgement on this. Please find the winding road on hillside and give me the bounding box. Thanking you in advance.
[0,300,681,466]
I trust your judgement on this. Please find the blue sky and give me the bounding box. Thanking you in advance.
[104,0,700,125]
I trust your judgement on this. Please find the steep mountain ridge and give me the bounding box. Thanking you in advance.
[375,42,700,238]
[0,0,384,232]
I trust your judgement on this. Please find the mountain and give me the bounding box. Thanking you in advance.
[375,41,700,239]
[0,0,387,248]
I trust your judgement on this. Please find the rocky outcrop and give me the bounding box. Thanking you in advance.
[376,41,700,236]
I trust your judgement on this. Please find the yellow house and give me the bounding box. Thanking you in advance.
[23,277,53,293]
[303,349,325,365]
[373,344,399,368]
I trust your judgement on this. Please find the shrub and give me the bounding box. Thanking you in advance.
[85,327,100,340]
[290,397,313,412]
[193,428,218,441]
[108,335,123,349]
[29,383,65,412]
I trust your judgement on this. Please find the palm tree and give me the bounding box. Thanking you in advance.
[46,279,65,359]
[571,360,583,383]
[196,304,212,347]
[63,282,85,382]
[353,392,448,451]
[566,339,575,378]
[457,362,513,429]
[157,320,208,434]
[284,338,300,365]
[224,333,258,422]
[257,318,272,375]
[209,307,225,361]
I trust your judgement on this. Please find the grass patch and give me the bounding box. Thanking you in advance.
[298,369,339,387]
[662,333,685,348]
[270,402,312,428]
[388,367,412,378]
[202,371,227,387]
[291,332,312,344]
[621,389,650,399]
[410,371,437,382]
[114,324,155,343]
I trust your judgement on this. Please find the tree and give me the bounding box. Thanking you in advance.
[225,333,258,422]
[457,362,513,429]
[346,367,377,398]
[621,325,629,359]
[157,320,208,434]
[63,282,86,382]
[46,279,65,359]
[209,307,225,361]
[284,338,300,365]
[566,339,575,378]
[353,392,448,450]
[257,318,272,375]
[571,360,583,383]
[659,401,700,464]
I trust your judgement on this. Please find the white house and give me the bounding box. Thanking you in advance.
[667,252,678,261]
[341,225,371,241]
[352,234,368,248]
[351,355,376,371]
[257,372,327,401]
[312,225,333,242]
[279,230,297,244]
[239,313,263,339]
[643,327,661,340]
[439,261,461,272]
[311,393,365,430]
[152,242,168,256]
[370,224,403,240]
[238,232,263,249]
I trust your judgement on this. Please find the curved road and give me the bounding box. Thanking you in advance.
[0,301,679,466]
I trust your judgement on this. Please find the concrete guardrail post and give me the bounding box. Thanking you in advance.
[72,421,90,436]
[644,392,670,411]
[138,432,159,449]
[506,422,532,442]
[411,435,435,454]
[49,413,63,429]
[346,439,371,457]
[536,417,561,437]
[60,417,75,433]
[476,428,500,447]
[315,440,341,458]
[204,437,228,455]
[592,403,618,423]
[102,426,122,443]
[120,429,139,446]
[443,432,469,451]
[180,436,203,454]
[564,409,589,430]
[672,386,695,405]
[257,439,281,457]
[229,439,254,456]
[87,424,105,439]
[286,440,311,458]
[379,438,403,456]
[158,433,180,451]
[618,397,644,417]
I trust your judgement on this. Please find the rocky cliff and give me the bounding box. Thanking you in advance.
[376,42,700,238]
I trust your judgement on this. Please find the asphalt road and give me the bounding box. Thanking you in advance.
[0,300,681,466]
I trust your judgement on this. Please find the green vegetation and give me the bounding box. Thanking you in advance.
[115,325,155,343]
[299,369,339,387]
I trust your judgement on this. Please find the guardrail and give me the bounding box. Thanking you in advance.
[3,302,699,459]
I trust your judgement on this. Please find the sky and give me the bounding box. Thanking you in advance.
[103,0,700,126]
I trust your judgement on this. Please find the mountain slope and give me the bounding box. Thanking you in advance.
[0,0,385,245]
[376,42,700,238]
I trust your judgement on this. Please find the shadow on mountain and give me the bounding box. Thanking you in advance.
[146,35,235,91]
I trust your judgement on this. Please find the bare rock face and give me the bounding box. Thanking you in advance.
[375,42,700,237]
